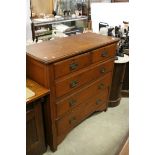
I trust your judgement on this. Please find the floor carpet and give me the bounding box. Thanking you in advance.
[43,97,129,155]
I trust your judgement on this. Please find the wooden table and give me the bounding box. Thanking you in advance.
[26,79,50,155]
[26,79,50,104]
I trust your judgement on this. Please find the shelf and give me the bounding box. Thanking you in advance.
[31,16,88,41]
[35,30,52,37]
[32,16,88,26]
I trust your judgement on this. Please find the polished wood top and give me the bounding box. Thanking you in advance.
[26,79,50,104]
[26,32,119,64]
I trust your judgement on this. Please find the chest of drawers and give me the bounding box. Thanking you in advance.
[26,32,119,151]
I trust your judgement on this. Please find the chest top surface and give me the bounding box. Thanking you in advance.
[26,32,119,64]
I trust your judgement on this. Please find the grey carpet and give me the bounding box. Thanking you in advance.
[43,98,129,155]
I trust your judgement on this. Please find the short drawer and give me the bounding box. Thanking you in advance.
[54,52,91,79]
[56,103,85,136]
[92,43,117,63]
[55,59,114,98]
[56,72,112,118]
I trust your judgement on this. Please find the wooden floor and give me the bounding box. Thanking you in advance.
[119,138,129,155]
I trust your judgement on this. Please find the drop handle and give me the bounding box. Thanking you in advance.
[70,80,78,88]
[68,99,77,107]
[96,99,102,105]
[69,117,77,125]
[98,83,104,90]
[100,67,106,73]
[70,63,78,70]
[101,51,108,57]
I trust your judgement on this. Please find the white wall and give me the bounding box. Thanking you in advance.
[91,3,129,33]
[26,0,32,40]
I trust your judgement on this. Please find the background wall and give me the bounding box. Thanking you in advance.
[91,3,129,33]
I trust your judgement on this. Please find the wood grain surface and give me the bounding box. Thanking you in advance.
[26,78,50,104]
[26,32,119,64]
[26,33,119,151]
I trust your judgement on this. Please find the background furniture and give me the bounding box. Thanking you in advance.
[121,49,129,97]
[26,79,49,155]
[31,16,88,41]
[111,0,129,2]
[26,32,119,151]
[30,0,91,41]
[121,61,129,97]
[109,54,129,107]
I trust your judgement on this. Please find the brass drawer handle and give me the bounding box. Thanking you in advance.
[96,99,102,105]
[68,99,77,107]
[70,63,78,70]
[100,68,106,73]
[98,83,104,90]
[70,80,78,88]
[101,51,108,57]
[69,117,77,125]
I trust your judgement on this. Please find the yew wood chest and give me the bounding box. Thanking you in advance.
[26,32,119,151]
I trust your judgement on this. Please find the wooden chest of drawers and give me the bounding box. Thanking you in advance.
[26,32,119,151]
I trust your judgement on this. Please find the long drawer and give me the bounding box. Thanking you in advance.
[92,43,117,63]
[56,72,112,118]
[54,52,91,79]
[56,88,109,136]
[55,59,114,98]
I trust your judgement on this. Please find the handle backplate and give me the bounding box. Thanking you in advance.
[68,99,77,107]
[70,63,78,70]
[98,83,104,90]
[69,117,76,125]
[100,67,106,73]
[70,80,78,88]
[96,99,102,105]
[101,51,108,57]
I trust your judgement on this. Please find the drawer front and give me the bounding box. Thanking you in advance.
[56,103,85,136]
[56,72,112,117]
[85,89,109,116]
[92,43,117,63]
[55,59,114,98]
[54,52,91,79]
